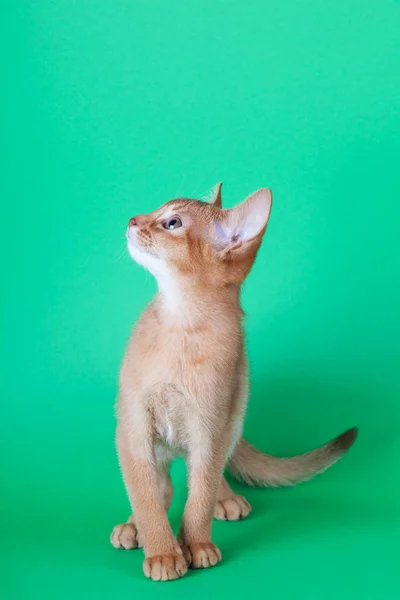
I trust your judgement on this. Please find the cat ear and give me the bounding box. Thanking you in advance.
[210,182,223,208]
[213,188,272,252]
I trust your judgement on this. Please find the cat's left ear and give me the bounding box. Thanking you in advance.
[210,182,223,208]
[213,188,272,253]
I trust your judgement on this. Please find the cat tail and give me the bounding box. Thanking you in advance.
[227,427,357,487]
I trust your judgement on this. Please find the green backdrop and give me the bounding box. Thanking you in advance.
[2,1,400,598]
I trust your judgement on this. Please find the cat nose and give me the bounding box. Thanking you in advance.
[129,214,147,228]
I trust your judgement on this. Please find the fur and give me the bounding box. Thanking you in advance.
[110,183,357,581]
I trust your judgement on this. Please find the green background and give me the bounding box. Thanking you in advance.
[2,1,400,598]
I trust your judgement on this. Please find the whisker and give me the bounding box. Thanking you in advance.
[114,241,128,263]
[186,185,202,200]
[175,173,186,198]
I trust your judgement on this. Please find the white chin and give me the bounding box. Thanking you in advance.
[126,239,162,277]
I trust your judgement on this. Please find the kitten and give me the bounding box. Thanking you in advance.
[111,183,357,581]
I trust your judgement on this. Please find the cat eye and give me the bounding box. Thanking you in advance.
[163,216,182,230]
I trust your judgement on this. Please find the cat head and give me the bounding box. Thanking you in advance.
[126,184,272,289]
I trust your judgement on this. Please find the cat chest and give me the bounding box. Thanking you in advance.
[152,387,189,450]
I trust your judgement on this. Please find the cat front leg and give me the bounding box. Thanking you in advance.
[178,423,232,569]
[114,422,186,581]
[110,463,174,549]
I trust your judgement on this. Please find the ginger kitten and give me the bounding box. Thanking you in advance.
[111,184,357,581]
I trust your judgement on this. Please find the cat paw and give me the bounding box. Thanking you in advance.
[183,542,222,569]
[143,553,188,581]
[214,495,252,521]
[110,521,141,549]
